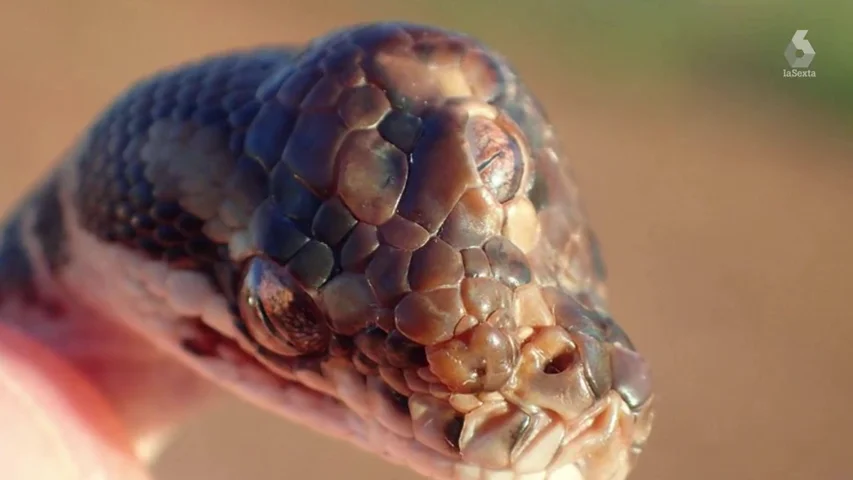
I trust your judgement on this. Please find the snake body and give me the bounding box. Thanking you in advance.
[0,22,653,480]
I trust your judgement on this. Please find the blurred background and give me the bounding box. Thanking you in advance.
[0,1,850,479]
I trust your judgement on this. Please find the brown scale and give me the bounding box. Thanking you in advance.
[439,187,504,249]
[374,307,397,332]
[311,197,357,246]
[460,277,512,321]
[483,236,533,288]
[378,215,431,251]
[337,84,389,129]
[364,245,411,306]
[394,287,466,345]
[408,238,464,292]
[339,223,379,271]
[396,110,488,234]
[281,112,347,196]
[460,248,492,278]
[320,272,378,335]
[336,129,408,225]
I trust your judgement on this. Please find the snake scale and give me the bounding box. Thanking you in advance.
[0,22,653,480]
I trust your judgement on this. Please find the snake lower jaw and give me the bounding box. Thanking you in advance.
[224,259,654,479]
[229,330,652,480]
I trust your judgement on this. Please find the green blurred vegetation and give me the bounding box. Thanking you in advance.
[370,0,851,124]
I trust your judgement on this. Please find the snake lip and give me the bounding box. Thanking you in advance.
[216,277,653,479]
[222,246,655,478]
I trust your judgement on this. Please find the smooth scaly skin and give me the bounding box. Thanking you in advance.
[0,23,653,479]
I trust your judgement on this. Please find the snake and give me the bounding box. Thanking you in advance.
[0,22,653,480]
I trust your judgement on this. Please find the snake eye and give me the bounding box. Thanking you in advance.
[238,256,330,356]
[466,116,525,203]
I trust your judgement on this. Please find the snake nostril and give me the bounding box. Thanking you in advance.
[544,348,576,374]
[426,323,516,393]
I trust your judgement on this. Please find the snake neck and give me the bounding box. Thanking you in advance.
[0,172,216,462]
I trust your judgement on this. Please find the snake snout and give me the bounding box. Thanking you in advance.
[548,290,653,410]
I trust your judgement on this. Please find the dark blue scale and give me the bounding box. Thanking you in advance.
[75,49,299,272]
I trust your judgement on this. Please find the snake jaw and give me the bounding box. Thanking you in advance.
[232,249,653,478]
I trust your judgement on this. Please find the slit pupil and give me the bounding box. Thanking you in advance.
[477,151,499,172]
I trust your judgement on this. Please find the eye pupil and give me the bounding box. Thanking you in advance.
[238,256,330,356]
[477,151,500,173]
[466,117,525,203]
[479,143,523,203]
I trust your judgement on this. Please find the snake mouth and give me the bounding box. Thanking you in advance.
[194,309,652,480]
[210,254,654,479]
[207,320,652,480]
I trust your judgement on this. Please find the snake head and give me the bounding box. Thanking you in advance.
[222,22,654,480]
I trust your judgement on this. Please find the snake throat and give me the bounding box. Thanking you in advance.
[0,21,653,480]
